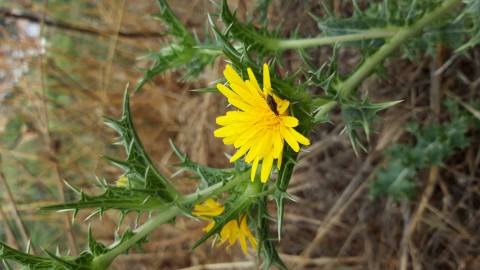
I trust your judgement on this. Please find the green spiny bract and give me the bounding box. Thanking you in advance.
[341,98,403,155]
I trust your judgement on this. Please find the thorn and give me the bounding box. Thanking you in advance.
[25,240,31,254]
[64,180,81,195]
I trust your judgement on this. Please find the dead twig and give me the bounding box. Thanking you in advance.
[292,154,378,269]
[399,166,439,270]
[179,261,254,270]
[0,8,165,39]
[282,254,365,266]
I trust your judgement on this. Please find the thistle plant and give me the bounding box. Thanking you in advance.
[1,0,479,269]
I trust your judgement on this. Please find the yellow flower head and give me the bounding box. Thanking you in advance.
[219,215,257,255]
[214,64,310,183]
[192,198,225,233]
[116,175,128,187]
[192,200,256,255]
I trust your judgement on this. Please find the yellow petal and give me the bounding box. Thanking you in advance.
[233,126,260,148]
[261,154,274,183]
[289,127,311,146]
[216,111,256,126]
[217,84,255,112]
[224,65,244,86]
[279,125,300,152]
[223,136,238,145]
[247,233,257,250]
[257,130,274,159]
[251,157,259,182]
[229,142,252,162]
[228,97,255,112]
[192,198,224,217]
[276,154,282,169]
[228,222,239,246]
[280,116,299,127]
[244,80,266,108]
[214,126,239,138]
[272,131,284,159]
[229,83,261,107]
[220,219,238,246]
[216,83,240,101]
[245,130,271,162]
[247,68,261,93]
[263,63,271,94]
[216,115,231,126]
[205,198,222,208]
[238,233,248,255]
[238,215,250,255]
[203,220,215,232]
[240,215,257,250]
[277,98,290,114]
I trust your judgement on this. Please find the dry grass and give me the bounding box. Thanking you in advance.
[1,0,479,269]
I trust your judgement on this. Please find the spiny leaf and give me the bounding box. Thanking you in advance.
[154,0,193,39]
[88,227,108,256]
[170,140,242,187]
[0,242,89,270]
[312,0,475,57]
[104,89,178,201]
[41,186,165,213]
[341,97,402,153]
[254,0,271,24]
[220,0,278,50]
[136,0,219,91]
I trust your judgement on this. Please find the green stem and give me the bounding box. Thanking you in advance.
[270,28,398,50]
[91,174,246,270]
[181,173,246,204]
[313,100,338,122]
[91,206,179,270]
[337,0,462,98]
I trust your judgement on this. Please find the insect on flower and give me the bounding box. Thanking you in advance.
[214,63,311,182]
[266,94,279,115]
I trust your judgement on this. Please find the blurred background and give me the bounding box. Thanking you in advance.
[0,0,479,269]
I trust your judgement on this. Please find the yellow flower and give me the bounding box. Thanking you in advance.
[214,64,310,183]
[218,215,257,255]
[236,215,257,255]
[219,219,239,246]
[192,198,224,233]
[192,200,257,255]
[116,175,128,187]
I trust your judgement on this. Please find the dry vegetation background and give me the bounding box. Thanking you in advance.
[0,0,479,269]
